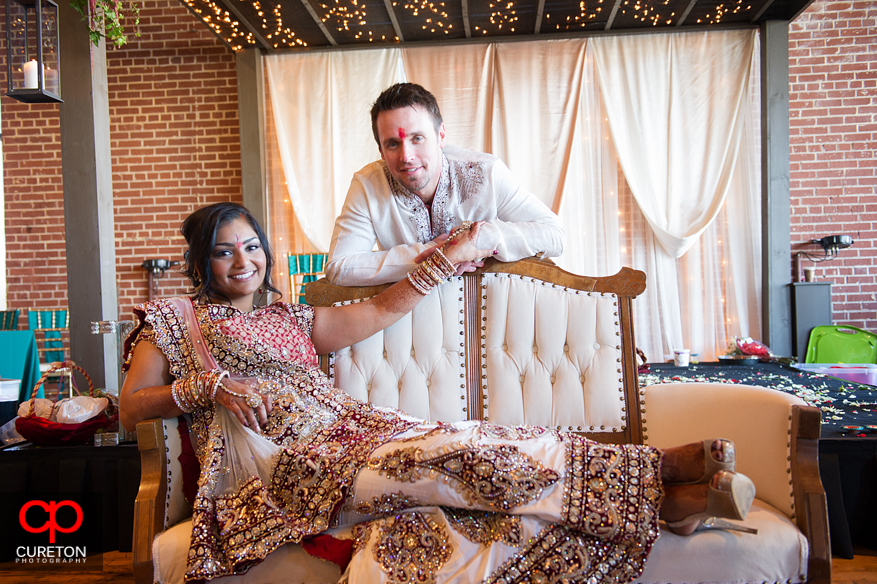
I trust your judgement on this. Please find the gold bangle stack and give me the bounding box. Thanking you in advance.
[407,248,456,295]
[171,369,229,413]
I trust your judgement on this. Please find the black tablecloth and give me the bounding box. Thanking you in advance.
[640,361,877,439]
[0,443,140,561]
[641,361,877,557]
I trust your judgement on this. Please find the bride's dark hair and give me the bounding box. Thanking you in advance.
[180,202,281,303]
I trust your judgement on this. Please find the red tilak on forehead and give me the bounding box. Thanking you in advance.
[235,234,243,248]
[398,128,406,139]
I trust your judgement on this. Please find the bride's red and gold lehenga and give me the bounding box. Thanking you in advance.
[125,297,664,584]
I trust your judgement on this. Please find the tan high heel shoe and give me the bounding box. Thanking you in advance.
[674,438,736,485]
[665,471,756,535]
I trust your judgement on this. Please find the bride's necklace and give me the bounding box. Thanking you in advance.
[205,296,257,313]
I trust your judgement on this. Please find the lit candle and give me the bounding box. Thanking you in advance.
[23,59,41,89]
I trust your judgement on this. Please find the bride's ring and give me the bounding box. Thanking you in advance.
[224,385,263,409]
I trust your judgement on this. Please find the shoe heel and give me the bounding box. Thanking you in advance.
[665,471,756,534]
[721,471,755,520]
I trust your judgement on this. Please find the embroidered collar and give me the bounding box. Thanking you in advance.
[384,153,452,243]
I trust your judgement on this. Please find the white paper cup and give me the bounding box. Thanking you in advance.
[804,267,816,282]
[673,349,691,367]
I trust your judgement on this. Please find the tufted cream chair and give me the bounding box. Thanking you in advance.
[134,259,829,584]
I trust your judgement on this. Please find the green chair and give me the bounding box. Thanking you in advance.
[0,309,20,330]
[288,253,327,304]
[804,325,877,364]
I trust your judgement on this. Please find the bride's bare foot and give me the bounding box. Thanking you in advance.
[661,439,732,484]
[660,483,709,535]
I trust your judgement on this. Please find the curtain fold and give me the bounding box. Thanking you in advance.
[263,30,762,362]
[553,43,620,277]
[265,49,404,251]
[401,44,495,153]
[590,30,757,259]
[491,40,587,212]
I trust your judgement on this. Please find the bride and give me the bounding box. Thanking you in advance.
[121,202,755,583]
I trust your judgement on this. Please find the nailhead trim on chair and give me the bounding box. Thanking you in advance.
[325,272,630,434]
[787,417,796,518]
[163,423,172,530]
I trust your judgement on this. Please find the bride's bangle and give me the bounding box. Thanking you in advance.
[170,369,229,413]
[406,248,457,295]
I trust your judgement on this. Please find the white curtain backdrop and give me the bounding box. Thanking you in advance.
[264,30,762,362]
[265,49,405,251]
[590,31,756,259]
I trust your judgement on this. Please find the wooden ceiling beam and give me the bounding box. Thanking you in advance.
[534,0,546,34]
[605,0,623,30]
[752,0,779,22]
[299,0,338,46]
[676,0,698,25]
[383,0,405,42]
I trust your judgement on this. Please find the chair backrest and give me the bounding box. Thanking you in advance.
[288,253,327,304]
[805,325,877,364]
[27,309,70,364]
[0,309,20,330]
[306,258,647,444]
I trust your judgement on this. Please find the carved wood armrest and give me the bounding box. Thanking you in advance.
[133,418,168,584]
[790,405,831,584]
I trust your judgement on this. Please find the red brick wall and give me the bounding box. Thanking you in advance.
[2,79,65,312]
[1,0,874,335]
[789,0,877,330]
[0,0,240,322]
[109,0,241,315]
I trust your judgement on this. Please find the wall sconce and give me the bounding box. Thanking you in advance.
[815,235,854,258]
[793,234,854,282]
[5,0,62,103]
[141,259,180,301]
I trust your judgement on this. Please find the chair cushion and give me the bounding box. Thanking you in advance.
[153,521,343,584]
[636,499,809,584]
[642,382,803,518]
[481,273,626,431]
[156,500,806,584]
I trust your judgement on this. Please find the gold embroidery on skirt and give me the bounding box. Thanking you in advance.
[373,512,452,584]
[367,444,559,512]
[349,492,424,518]
[441,507,522,546]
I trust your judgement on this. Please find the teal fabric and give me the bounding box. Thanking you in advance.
[0,310,19,330]
[0,330,44,403]
[27,309,68,363]
[287,254,327,305]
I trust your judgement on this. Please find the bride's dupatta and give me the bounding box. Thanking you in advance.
[168,297,281,497]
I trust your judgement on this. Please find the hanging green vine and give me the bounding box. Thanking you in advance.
[70,0,141,48]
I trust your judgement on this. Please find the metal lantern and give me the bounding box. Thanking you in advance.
[5,0,62,103]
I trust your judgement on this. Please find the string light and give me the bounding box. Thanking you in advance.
[696,0,751,24]
[179,0,756,50]
[398,1,453,35]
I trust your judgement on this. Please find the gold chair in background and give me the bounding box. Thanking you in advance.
[287,253,327,304]
[27,309,73,398]
[0,309,20,330]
